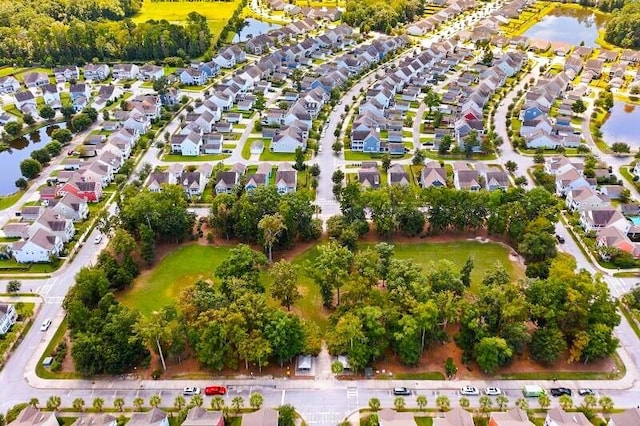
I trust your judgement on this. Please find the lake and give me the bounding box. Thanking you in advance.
[233,18,281,43]
[0,123,67,196]
[523,7,608,47]
[601,101,640,149]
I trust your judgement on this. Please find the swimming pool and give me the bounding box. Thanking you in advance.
[630,217,640,225]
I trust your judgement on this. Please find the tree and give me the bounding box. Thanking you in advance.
[51,128,72,144]
[152,76,168,95]
[474,337,513,375]
[308,242,353,307]
[231,396,244,414]
[113,397,125,412]
[190,394,203,407]
[31,149,51,165]
[515,398,528,410]
[533,152,545,164]
[496,395,509,411]
[270,260,301,310]
[571,99,587,115]
[132,397,144,411]
[258,213,287,263]
[444,357,458,378]
[611,142,631,154]
[538,393,551,410]
[416,395,428,411]
[479,396,493,414]
[332,140,343,155]
[174,396,186,411]
[530,327,567,366]
[15,178,28,190]
[278,404,297,426]
[381,154,391,172]
[294,146,305,171]
[93,397,105,412]
[438,135,452,155]
[149,395,161,408]
[20,158,42,179]
[28,399,39,408]
[331,360,344,374]
[459,397,470,408]
[72,398,85,412]
[46,396,61,411]
[39,105,56,120]
[598,396,614,413]
[6,280,21,293]
[254,93,266,117]
[393,397,406,411]
[45,140,63,156]
[368,398,381,411]
[211,396,224,411]
[436,395,450,412]
[558,395,573,410]
[505,160,518,173]
[412,149,425,166]
[71,113,93,131]
[249,393,264,409]
[309,163,321,177]
[460,257,474,288]
[332,169,345,185]
[463,130,479,158]
[582,394,597,409]
[4,121,22,136]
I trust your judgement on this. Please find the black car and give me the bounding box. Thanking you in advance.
[393,387,411,396]
[556,234,565,244]
[550,387,572,397]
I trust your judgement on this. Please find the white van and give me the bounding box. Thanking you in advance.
[522,385,545,397]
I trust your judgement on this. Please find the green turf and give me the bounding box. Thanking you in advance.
[163,153,230,162]
[360,240,521,290]
[0,191,24,210]
[119,244,233,316]
[259,140,297,161]
[415,418,434,426]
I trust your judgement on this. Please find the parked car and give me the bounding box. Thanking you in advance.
[393,387,411,396]
[460,386,479,396]
[40,319,52,331]
[94,234,103,244]
[204,385,227,395]
[550,388,572,397]
[183,387,201,396]
[484,387,502,396]
[556,234,565,244]
[578,388,595,396]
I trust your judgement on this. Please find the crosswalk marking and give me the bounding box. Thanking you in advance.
[45,297,64,304]
[301,412,342,425]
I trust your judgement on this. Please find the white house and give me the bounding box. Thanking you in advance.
[0,76,20,94]
[11,229,63,263]
[271,127,306,153]
[544,407,591,426]
[180,68,207,86]
[0,304,17,335]
[128,408,169,426]
[83,64,110,81]
[565,187,610,212]
[112,64,139,80]
[276,163,297,194]
[580,208,630,234]
[171,131,202,156]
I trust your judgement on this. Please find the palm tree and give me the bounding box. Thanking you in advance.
[211,396,225,411]
[132,397,144,412]
[496,395,509,411]
[28,398,39,408]
[258,213,286,263]
[582,394,597,409]
[72,398,85,412]
[436,395,450,412]
[232,396,244,414]
[559,395,573,410]
[416,395,428,411]
[393,397,405,411]
[538,394,551,410]
[515,398,529,410]
[459,397,470,409]
[149,394,161,408]
[113,397,125,412]
[46,396,61,412]
[249,393,264,410]
[190,394,203,408]
[599,396,614,413]
[479,396,493,414]
[92,397,105,412]
[174,396,186,411]
[368,398,381,412]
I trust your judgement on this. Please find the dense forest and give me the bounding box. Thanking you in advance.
[604,1,640,49]
[342,0,424,33]
[0,0,211,65]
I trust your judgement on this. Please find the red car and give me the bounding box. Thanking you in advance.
[204,385,227,395]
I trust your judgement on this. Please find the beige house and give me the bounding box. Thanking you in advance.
[8,407,58,426]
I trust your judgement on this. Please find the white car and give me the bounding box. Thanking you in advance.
[183,387,200,396]
[485,387,502,396]
[94,234,103,244]
[40,319,52,332]
[460,386,480,396]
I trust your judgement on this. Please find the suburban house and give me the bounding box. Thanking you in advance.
[11,229,63,263]
[58,179,103,202]
[377,408,416,425]
[14,91,37,115]
[358,164,381,189]
[565,186,610,211]
[180,171,206,198]
[388,164,410,186]
[276,163,297,194]
[241,408,278,426]
[433,407,474,426]
[22,71,49,88]
[112,64,139,80]
[489,408,534,426]
[128,408,169,426]
[8,406,59,426]
[421,162,447,187]
[42,84,61,109]
[607,407,640,425]
[580,208,630,234]
[49,193,89,222]
[30,209,75,243]
[215,171,239,194]
[596,226,640,259]
[83,64,110,81]
[0,303,17,335]
[53,65,79,82]
[171,131,203,156]
[271,126,306,153]
[181,407,223,426]
[0,76,20,93]
[138,64,164,81]
[72,414,117,426]
[454,168,482,191]
[544,407,591,426]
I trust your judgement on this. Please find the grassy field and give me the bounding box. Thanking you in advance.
[132,0,241,42]
[0,191,24,210]
[259,140,297,161]
[119,240,521,330]
[414,418,434,426]
[163,153,230,162]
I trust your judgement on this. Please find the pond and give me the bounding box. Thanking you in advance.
[0,123,67,196]
[601,101,640,149]
[523,7,608,47]
[233,18,281,43]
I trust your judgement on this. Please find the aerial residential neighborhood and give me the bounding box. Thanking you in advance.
[2,0,640,424]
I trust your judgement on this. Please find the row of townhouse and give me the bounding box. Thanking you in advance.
[452,162,511,191]
[406,0,479,36]
[546,156,640,258]
[147,163,212,198]
[214,162,297,195]
[13,80,93,115]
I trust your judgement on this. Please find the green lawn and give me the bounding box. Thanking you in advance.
[415,418,434,426]
[259,140,297,161]
[132,0,241,42]
[119,244,233,316]
[163,153,230,162]
[360,240,522,290]
[0,191,24,210]
[242,138,267,160]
